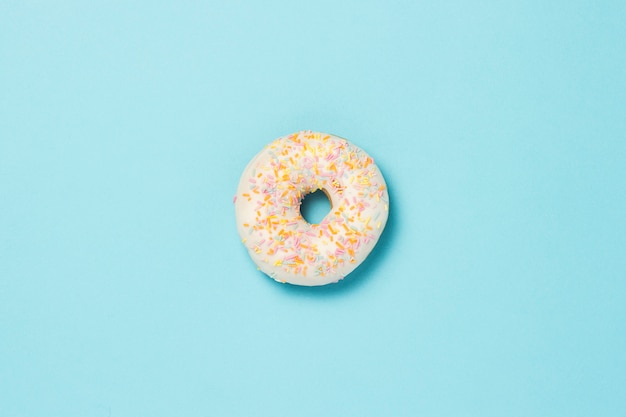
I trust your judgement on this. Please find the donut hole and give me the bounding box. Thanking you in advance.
[300,189,331,225]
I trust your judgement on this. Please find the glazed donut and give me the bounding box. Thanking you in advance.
[234,131,389,286]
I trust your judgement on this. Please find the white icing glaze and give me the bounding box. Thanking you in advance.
[234,131,389,286]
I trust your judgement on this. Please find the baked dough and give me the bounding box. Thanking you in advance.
[234,131,389,286]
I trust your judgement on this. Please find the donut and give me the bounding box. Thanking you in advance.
[234,131,389,286]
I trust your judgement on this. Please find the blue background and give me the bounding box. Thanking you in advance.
[1,1,625,416]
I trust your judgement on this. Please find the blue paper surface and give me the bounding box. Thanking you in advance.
[1,1,625,416]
